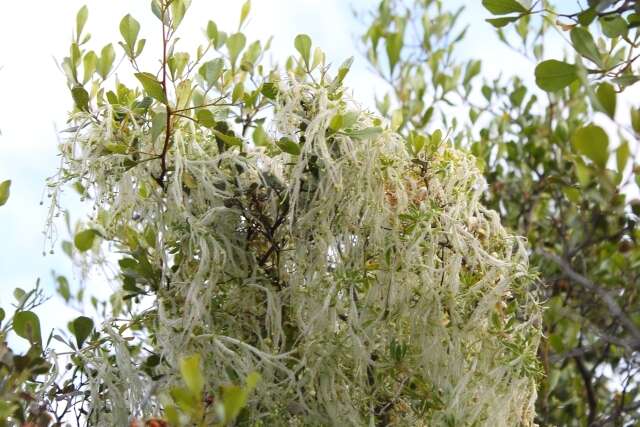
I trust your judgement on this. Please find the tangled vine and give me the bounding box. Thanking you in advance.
[46,2,542,425]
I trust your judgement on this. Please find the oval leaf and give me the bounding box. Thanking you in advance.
[486,16,519,28]
[239,0,251,27]
[135,72,167,103]
[385,32,403,74]
[72,86,90,111]
[572,124,609,168]
[82,51,98,84]
[227,33,247,66]
[180,354,204,396]
[535,60,577,92]
[616,141,630,173]
[596,82,616,118]
[74,229,98,252]
[97,44,116,80]
[294,34,312,67]
[277,137,301,155]
[72,316,94,348]
[481,0,527,15]
[0,180,11,206]
[600,15,628,38]
[13,311,42,346]
[76,5,89,37]
[196,109,216,128]
[570,27,602,67]
[119,14,141,54]
[344,127,383,140]
[198,58,224,87]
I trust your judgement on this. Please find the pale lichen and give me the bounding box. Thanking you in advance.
[55,73,541,426]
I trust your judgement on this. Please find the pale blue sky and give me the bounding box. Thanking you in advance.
[0,0,545,345]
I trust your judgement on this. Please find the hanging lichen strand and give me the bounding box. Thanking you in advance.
[52,3,541,426]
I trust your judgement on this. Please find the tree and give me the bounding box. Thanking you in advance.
[0,285,53,427]
[12,0,542,425]
[358,0,640,425]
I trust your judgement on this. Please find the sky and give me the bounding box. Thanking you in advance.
[0,0,596,348]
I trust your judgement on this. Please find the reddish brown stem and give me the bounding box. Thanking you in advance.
[156,3,173,189]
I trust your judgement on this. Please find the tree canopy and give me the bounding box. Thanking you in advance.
[359,0,640,425]
[1,0,640,426]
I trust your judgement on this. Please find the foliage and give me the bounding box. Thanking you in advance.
[0,180,10,207]
[24,0,543,425]
[358,0,640,425]
[0,285,53,427]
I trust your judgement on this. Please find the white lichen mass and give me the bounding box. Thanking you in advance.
[53,64,541,425]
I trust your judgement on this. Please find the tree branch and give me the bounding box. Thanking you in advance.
[539,251,640,348]
[574,355,597,426]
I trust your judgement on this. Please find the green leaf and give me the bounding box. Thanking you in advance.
[391,110,403,131]
[119,14,141,54]
[239,0,251,27]
[221,372,260,423]
[57,276,71,302]
[179,354,204,396]
[72,86,90,111]
[294,34,312,67]
[385,32,403,74]
[232,82,245,103]
[510,86,526,107]
[631,107,640,134]
[573,158,592,186]
[549,333,564,353]
[261,82,279,100]
[169,52,190,79]
[105,143,128,154]
[252,125,271,146]
[76,5,89,38]
[329,112,358,131]
[151,111,167,142]
[0,180,11,206]
[82,51,98,83]
[97,44,115,79]
[570,27,602,66]
[170,0,191,30]
[0,308,5,325]
[481,0,527,15]
[170,386,197,414]
[333,56,353,88]
[196,109,216,128]
[616,141,630,173]
[212,129,243,147]
[135,72,167,103]
[277,137,301,155]
[207,20,218,44]
[74,229,98,252]
[572,124,609,168]
[135,39,146,57]
[14,288,26,303]
[343,127,383,140]
[596,83,616,118]
[577,8,597,26]
[151,0,163,22]
[486,16,519,28]
[227,33,247,66]
[600,15,628,38]
[13,311,42,346]
[72,316,94,348]
[221,385,245,422]
[612,75,640,88]
[534,60,577,92]
[245,371,260,389]
[198,58,224,87]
